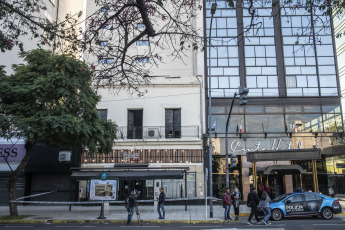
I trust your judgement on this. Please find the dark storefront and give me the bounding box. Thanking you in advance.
[24,144,81,202]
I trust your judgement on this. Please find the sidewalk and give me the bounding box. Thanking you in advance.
[0,202,344,224]
[0,204,250,224]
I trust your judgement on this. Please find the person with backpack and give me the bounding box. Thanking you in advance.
[223,187,233,220]
[126,190,137,225]
[258,191,272,225]
[246,186,260,225]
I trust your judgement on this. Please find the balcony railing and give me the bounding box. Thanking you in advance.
[116,126,199,140]
[82,149,203,164]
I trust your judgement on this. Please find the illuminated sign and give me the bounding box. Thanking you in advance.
[90,179,118,201]
[0,144,26,162]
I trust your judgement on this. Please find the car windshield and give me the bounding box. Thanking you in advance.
[272,194,288,202]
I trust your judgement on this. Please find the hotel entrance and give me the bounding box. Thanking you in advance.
[257,174,285,199]
[247,149,321,198]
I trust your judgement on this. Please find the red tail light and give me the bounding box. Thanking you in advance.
[335,200,339,203]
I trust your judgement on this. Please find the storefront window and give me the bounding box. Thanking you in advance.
[145,180,154,199]
[161,173,196,198]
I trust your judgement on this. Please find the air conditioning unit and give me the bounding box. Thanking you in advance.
[146,128,159,139]
[58,151,71,162]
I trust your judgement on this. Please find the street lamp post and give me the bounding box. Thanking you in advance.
[225,86,249,188]
[208,2,217,218]
[225,92,237,188]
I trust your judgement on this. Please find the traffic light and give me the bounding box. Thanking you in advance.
[239,86,249,105]
[230,154,237,169]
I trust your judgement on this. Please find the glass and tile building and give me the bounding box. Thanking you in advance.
[205,0,344,198]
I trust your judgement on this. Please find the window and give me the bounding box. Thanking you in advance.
[100,41,108,46]
[97,75,111,79]
[103,24,111,29]
[127,110,143,139]
[246,115,285,133]
[99,58,114,64]
[286,194,303,203]
[162,172,196,198]
[165,109,181,138]
[101,7,109,12]
[136,57,149,63]
[305,194,322,201]
[97,109,107,120]
[136,40,149,46]
[137,23,146,29]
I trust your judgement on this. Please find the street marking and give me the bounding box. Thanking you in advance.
[203,229,285,230]
[120,226,160,228]
[55,226,96,228]
[313,224,345,226]
[3,227,34,228]
[182,226,222,228]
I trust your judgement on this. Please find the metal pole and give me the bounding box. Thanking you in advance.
[225,92,237,188]
[97,201,106,219]
[253,162,257,193]
[208,4,216,219]
[69,179,72,211]
[185,170,187,211]
[205,168,207,219]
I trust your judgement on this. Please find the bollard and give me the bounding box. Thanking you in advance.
[97,201,106,219]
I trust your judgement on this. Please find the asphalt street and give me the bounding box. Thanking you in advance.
[1,217,345,230]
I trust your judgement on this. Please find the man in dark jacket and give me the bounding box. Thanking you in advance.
[157,187,166,219]
[223,187,233,220]
[247,186,260,225]
[127,190,137,224]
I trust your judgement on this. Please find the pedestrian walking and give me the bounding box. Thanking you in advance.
[127,190,137,225]
[223,187,233,220]
[232,186,241,221]
[157,187,166,219]
[246,186,260,225]
[258,191,271,225]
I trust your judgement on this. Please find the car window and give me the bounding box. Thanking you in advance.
[305,194,322,201]
[286,194,303,203]
[273,194,288,202]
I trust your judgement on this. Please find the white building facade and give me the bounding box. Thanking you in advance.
[78,0,206,201]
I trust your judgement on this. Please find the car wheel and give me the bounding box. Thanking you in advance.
[271,209,283,221]
[321,207,333,220]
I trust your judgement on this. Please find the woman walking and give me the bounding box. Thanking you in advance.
[258,191,271,225]
[232,186,241,221]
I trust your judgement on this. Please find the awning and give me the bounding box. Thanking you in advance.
[70,170,184,180]
[257,165,307,175]
[247,149,321,162]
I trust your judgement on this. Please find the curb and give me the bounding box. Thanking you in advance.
[0,219,240,224]
[1,213,344,224]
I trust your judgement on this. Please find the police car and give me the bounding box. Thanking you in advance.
[269,192,342,221]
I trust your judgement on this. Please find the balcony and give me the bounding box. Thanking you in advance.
[116,126,200,140]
